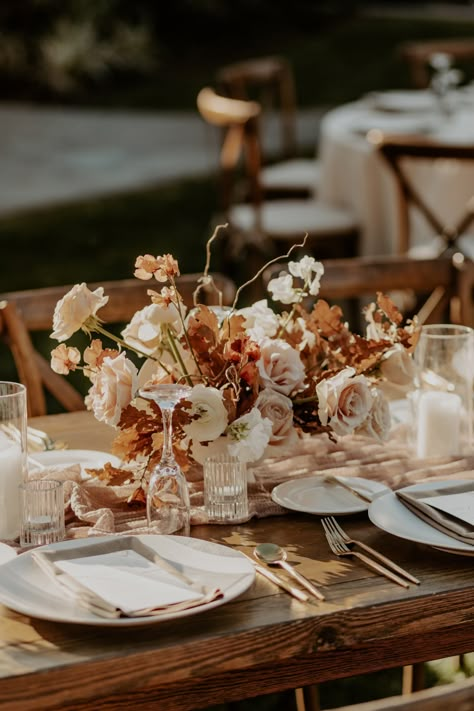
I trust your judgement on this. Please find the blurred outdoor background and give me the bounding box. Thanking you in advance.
[1,3,474,707]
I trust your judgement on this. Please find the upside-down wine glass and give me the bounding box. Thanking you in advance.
[139,383,192,536]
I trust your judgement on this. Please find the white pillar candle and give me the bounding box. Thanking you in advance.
[0,441,22,539]
[416,390,462,458]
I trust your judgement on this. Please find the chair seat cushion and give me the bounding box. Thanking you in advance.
[261,158,321,193]
[229,199,358,238]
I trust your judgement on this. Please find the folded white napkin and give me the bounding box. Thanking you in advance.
[32,537,225,618]
[396,481,474,546]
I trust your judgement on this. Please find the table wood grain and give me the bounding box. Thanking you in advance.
[1,412,473,711]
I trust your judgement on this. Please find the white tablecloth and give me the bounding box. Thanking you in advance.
[319,89,474,256]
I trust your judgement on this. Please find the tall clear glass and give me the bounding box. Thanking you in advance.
[0,382,27,539]
[139,383,192,535]
[414,325,473,458]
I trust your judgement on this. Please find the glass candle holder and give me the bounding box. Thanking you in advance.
[414,324,473,458]
[0,382,27,540]
[20,479,65,547]
[204,455,249,523]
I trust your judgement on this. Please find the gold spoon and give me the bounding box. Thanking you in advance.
[254,543,325,601]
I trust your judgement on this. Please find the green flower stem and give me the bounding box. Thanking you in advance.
[87,321,172,375]
[164,325,193,386]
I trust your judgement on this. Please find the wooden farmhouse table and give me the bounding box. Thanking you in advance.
[0,411,473,711]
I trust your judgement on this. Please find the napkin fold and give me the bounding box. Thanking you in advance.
[396,482,474,546]
[32,536,223,618]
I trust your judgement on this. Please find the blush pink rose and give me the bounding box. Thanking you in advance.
[257,338,306,396]
[255,388,298,449]
[51,283,109,342]
[86,352,138,426]
[316,367,373,436]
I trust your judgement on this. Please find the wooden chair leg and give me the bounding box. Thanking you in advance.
[402,663,425,694]
[295,685,320,711]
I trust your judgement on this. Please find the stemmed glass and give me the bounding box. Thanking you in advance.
[139,383,192,536]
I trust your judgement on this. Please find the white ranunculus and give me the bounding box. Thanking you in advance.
[227,408,272,462]
[51,283,109,342]
[267,273,297,305]
[183,384,228,442]
[86,352,138,427]
[316,366,374,436]
[122,303,181,357]
[380,344,415,387]
[257,338,306,396]
[237,299,279,341]
[357,388,391,441]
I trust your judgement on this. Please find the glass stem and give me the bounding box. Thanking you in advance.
[160,406,176,468]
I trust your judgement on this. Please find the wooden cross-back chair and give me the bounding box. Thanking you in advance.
[216,55,320,199]
[197,87,359,294]
[398,38,474,88]
[370,134,474,257]
[0,272,236,417]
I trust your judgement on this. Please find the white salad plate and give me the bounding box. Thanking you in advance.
[271,475,390,516]
[368,480,474,556]
[0,535,255,627]
[29,449,122,479]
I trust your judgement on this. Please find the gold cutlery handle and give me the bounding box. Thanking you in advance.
[323,474,373,504]
[353,551,409,589]
[254,563,309,602]
[353,540,420,585]
[279,560,325,601]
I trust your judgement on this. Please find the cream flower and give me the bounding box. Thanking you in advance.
[257,338,306,396]
[50,344,81,375]
[227,408,272,462]
[122,302,182,357]
[51,283,109,342]
[255,388,299,453]
[267,273,297,305]
[238,299,279,342]
[86,352,138,427]
[316,367,374,436]
[356,388,391,441]
[183,384,228,442]
[288,256,324,295]
[380,344,415,387]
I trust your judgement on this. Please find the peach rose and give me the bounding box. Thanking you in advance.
[51,283,109,342]
[86,352,138,426]
[122,302,182,357]
[257,338,306,396]
[255,388,297,449]
[316,367,373,436]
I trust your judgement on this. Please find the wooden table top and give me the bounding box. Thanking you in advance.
[1,411,473,711]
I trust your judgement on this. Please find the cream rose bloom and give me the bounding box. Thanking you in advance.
[86,352,138,427]
[122,303,182,357]
[257,338,306,396]
[183,384,228,442]
[380,344,415,387]
[255,388,298,452]
[357,389,391,441]
[316,366,374,436]
[51,283,109,342]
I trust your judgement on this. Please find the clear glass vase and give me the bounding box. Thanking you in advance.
[139,383,192,535]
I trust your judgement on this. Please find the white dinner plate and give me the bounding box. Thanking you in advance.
[369,90,437,113]
[271,476,390,516]
[368,480,474,555]
[29,449,122,479]
[0,535,255,627]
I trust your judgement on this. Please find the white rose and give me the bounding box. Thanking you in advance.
[316,367,374,436]
[267,273,297,304]
[380,344,415,387]
[238,299,279,341]
[183,384,228,442]
[122,303,181,357]
[51,283,109,341]
[87,352,138,427]
[357,389,391,441]
[257,338,306,396]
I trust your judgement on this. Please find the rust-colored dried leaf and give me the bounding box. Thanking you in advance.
[85,462,134,486]
[127,485,147,509]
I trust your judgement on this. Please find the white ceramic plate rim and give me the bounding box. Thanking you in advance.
[370,90,436,112]
[368,479,474,554]
[271,475,390,516]
[30,449,122,479]
[0,535,255,627]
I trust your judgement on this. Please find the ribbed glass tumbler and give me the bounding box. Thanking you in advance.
[204,455,249,523]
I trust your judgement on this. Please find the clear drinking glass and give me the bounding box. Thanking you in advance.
[204,454,249,523]
[139,383,192,535]
[20,479,65,547]
[0,382,27,540]
[413,324,473,457]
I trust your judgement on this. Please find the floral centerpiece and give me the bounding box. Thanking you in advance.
[50,229,418,498]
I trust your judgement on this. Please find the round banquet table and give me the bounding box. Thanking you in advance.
[318,88,474,257]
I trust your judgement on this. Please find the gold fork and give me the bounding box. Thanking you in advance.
[321,517,410,589]
[325,517,420,585]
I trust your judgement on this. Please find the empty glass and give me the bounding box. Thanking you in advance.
[139,383,191,535]
[0,382,27,540]
[414,324,473,458]
[20,479,65,547]
[204,455,249,523]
